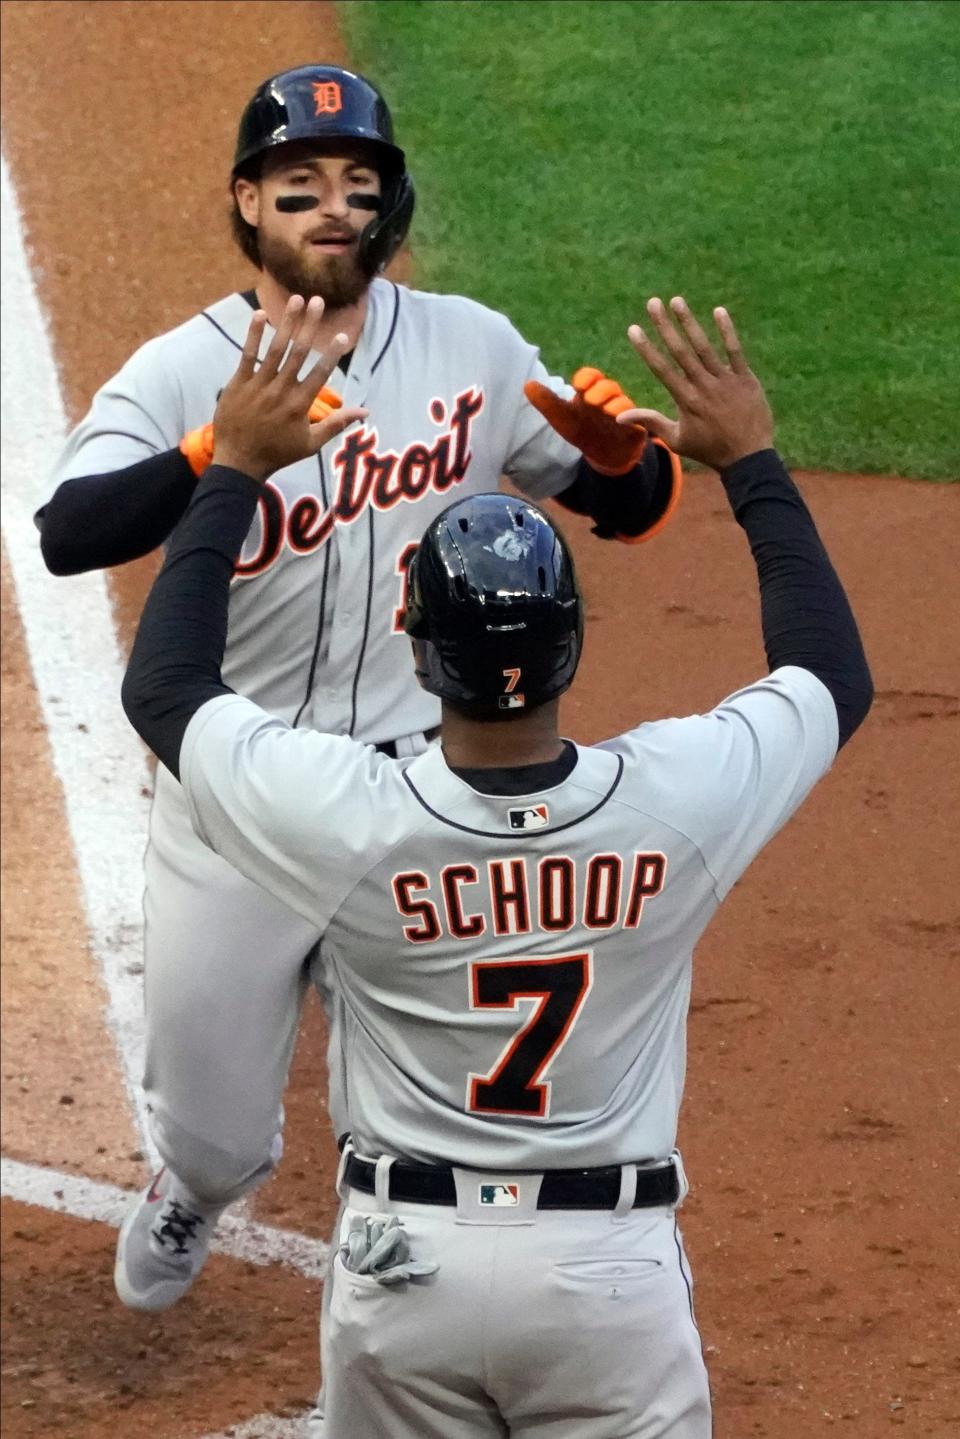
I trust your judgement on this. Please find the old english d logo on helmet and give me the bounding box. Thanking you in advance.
[233,64,415,275]
[313,80,343,115]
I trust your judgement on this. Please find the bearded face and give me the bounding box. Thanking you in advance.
[255,220,370,310]
[234,142,383,313]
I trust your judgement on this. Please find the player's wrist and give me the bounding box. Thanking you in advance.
[210,446,271,484]
[715,439,777,474]
[704,429,775,473]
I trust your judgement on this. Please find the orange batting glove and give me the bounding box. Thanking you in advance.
[307,386,343,424]
[180,385,343,478]
[524,367,648,476]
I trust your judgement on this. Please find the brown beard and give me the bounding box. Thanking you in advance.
[257,229,370,310]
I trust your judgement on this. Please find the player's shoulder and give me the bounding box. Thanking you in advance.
[392,281,524,338]
[599,666,838,822]
[182,695,421,841]
[185,695,418,803]
[604,667,836,758]
[123,292,253,373]
[705,666,837,748]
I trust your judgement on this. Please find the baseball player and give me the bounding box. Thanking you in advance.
[120,292,872,1436]
[34,65,681,1307]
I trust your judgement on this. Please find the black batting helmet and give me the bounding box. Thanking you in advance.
[232,64,414,275]
[405,494,584,718]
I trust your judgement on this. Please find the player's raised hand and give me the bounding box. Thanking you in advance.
[616,298,774,472]
[524,368,647,475]
[212,295,367,481]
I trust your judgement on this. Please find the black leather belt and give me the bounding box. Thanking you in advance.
[343,1153,679,1210]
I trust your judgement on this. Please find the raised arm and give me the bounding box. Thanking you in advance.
[524,366,683,545]
[121,297,365,777]
[36,449,200,575]
[36,402,345,578]
[618,297,872,748]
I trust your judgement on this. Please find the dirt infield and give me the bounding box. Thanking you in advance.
[2,2,958,1436]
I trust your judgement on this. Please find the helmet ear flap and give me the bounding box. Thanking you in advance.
[359,172,415,275]
[404,605,429,640]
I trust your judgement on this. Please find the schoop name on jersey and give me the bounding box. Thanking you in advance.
[392,851,668,944]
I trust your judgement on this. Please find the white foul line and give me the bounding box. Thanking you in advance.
[3,1155,327,1436]
[1,154,319,1439]
[0,1157,329,1279]
[0,151,157,1164]
[202,1415,315,1439]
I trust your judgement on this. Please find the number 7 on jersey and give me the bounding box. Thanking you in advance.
[467,951,593,1118]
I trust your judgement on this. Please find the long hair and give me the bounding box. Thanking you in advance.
[229,162,262,269]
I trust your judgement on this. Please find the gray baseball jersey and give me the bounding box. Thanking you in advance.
[179,664,838,1170]
[50,278,580,740]
[47,278,585,1203]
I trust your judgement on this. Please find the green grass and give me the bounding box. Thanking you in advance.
[339,0,959,479]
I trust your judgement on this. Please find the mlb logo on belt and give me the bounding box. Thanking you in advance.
[508,804,548,831]
[479,1183,519,1206]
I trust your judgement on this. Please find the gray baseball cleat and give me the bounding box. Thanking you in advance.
[114,1168,215,1311]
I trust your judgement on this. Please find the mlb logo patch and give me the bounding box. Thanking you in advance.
[498,693,525,710]
[479,1183,520,1206]
[508,804,549,831]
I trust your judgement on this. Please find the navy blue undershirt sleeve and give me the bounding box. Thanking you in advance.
[121,466,260,779]
[122,449,872,785]
[35,448,199,575]
[720,449,872,747]
[36,343,358,577]
[554,438,670,539]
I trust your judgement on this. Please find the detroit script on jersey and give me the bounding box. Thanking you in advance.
[48,279,580,742]
[235,387,485,578]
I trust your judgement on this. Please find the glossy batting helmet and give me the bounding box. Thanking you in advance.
[405,494,584,717]
[232,64,414,275]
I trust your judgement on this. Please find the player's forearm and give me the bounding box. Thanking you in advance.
[122,466,259,778]
[554,440,667,540]
[35,449,198,575]
[721,449,873,747]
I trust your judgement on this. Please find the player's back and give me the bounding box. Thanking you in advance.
[322,731,721,1170]
[182,666,836,1171]
[320,663,837,1168]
